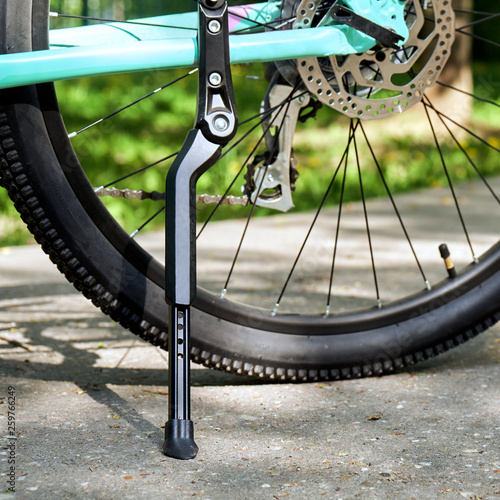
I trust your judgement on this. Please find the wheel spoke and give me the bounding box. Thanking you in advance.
[196,85,307,238]
[130,205,165,238]
[454,9,497,16]
[456,29,500,50]
[435,81,500,110]
[358,121,430,289]
[49,11,198,30]
[229,10,280,32]
[68,69,197,139]
[457,12,500,31]
[49,2,500,324]
[239,88,311,127]
[96,153,179,191]
[221,81,302,300]
[425,105,500,155]
[273,120,360,314]
[325,135,349,316]
[196,116,275,238]
[423,99,477,262]
[353,121,381,308]
[11,0,497,380]
[428,103,500,207]
[220,172,266,299]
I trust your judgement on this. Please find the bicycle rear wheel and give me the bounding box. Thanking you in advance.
[1,0,499,380]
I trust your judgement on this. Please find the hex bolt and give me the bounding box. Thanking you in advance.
[208,20,221,33]
[213,116,229,132]
[209,72,222,86]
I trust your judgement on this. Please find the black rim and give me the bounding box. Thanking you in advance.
[41,1,500,335]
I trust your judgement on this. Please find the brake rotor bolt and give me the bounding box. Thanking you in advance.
[208,20,221,33]
[209,72,222,86]
[214,116,229,132]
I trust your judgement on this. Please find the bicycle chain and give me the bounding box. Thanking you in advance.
[95,187,249,206]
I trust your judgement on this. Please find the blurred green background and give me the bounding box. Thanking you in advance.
[0,0,498,245]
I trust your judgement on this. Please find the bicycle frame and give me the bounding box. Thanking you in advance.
[0,0,408,90]
[0,0,410,461]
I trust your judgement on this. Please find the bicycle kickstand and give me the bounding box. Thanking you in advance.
[163,0,237,460]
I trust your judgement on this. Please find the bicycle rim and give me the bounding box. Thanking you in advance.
[2,0,500,378]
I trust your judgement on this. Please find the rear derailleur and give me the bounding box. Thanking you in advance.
[244,81,321,212]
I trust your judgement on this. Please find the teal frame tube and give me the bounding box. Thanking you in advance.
[0,1,408,90]
[0,27,376,90]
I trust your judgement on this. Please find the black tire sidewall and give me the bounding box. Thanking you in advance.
[1,0,499,380]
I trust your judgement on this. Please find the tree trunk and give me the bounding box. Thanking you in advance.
[113,0,125,21]
[81,0,89,26]
[427,0,473,128]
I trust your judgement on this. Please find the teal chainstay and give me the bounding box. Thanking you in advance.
[0,1,407,90]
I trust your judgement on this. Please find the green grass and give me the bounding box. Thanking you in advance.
[1,64,499,246]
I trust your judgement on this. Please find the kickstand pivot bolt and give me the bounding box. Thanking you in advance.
[214,116,229,131]
[208,20,221,33]
[209,72,222,86]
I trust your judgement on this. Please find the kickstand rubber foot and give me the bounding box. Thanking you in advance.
[163,419,199,460]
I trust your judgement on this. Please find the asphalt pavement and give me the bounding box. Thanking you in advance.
[0,180,499,499]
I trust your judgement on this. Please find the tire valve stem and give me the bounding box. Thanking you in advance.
[439,243,457,279]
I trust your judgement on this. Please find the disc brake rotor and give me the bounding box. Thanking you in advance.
[283,0,456,119]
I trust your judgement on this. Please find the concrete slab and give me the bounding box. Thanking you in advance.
[0,183,499,499]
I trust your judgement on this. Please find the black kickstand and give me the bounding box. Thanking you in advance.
[163,0,237,460]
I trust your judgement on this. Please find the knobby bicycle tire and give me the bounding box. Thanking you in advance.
[1,0,500,381]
